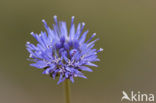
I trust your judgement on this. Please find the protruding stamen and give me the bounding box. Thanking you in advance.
[96,48,103,53]
[71,16,75,25]
[79,22,85,35]
[30,32,34,35]
[42,19,45,23]
[72,16,75,19]
[70,16,75,35]
[53,15,58,24]
[93,33,96,36]
[82,22,85,26]
[27,42,30,44]
[86,33,96,43]
[53,15,59,32]
[30,32,37,39]
[42,19,49,29]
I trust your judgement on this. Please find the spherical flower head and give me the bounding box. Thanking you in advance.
[26,16,103,84]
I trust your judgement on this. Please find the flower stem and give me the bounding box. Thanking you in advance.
[64,79,71,103]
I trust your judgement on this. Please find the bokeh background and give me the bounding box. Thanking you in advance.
[0,0,156,103]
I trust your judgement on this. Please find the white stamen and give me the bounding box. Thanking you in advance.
[72,16,75,19]
[82,22,85,26]
[53,15,57,19]
[30,32,34,35]
[27,42,30,44]
[42,19,45,22]
[96,48,103,54]
[99,48,103,51]
[93,33,96,36]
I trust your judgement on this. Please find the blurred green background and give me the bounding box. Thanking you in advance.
[0,0,156,103]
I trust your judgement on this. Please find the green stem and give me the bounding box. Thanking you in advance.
[64,79,71,103]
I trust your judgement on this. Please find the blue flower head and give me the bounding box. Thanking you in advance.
[26,16,103,84]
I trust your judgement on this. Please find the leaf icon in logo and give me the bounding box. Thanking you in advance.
[121,91,131,101]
